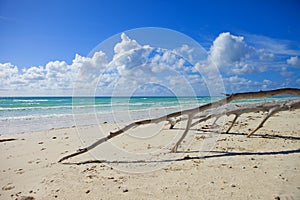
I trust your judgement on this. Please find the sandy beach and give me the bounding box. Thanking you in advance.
[1,110,299,199]
[1,0,299,199]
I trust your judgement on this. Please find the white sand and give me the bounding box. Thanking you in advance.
[0,110,299,199]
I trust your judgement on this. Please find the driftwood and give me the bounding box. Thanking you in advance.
[171,98,300,135]
[59,88,300,163]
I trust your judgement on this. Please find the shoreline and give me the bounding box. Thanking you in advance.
[0,110,299,199]
[1,97,298,135]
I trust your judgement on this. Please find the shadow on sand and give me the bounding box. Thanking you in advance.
[60,129,300,165]
[61,145,300,166]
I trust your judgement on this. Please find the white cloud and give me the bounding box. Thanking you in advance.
[45,61,69,79]
[43,60,75,91]
[287,56,300,67]
[172,44,196,64]
[280,66,293,77]
[0,62,18,78]
[224,76,260,92]
[0,49,108,95]
[23,66,45,80]
[108,34,154,79]
[262,79,273,89]
[231,63,255,74]
[246,34,300,56]
[1,32,299,96]
[226,76,252,85]
[203,32,267,77]
[2,63,16,74]
[209,32,254,67]
[73,51,107,84]
[111,47,151,76]
[114,33,141,55]
[223,76,279,92]
[107,34,212,96]
[257,49,274,60]
[0,63,28,92]
[203,32,298,77]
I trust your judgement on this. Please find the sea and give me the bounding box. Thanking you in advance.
[0,96,295,134]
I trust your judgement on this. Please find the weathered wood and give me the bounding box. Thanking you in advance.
[189,99,300,136]
[225,114,239,133]
[171,113,195,153]
[246,99,300,137]
[58,88,300,163]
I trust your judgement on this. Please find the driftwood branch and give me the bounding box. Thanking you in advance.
[59,88,300,163]
[188,99,300,136]
[171,113,195,153]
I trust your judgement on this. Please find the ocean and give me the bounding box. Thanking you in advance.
[0,96,294,134]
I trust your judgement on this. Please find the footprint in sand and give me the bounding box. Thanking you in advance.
[17,196,35,200]
[2,183,15,191]
[15,168,25,174]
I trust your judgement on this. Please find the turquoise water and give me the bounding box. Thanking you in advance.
[0,96,217,119]
[0,96,295,134]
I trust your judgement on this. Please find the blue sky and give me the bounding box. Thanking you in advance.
[0,0,300,96]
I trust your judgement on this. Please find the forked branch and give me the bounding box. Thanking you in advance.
[59,88,300,163]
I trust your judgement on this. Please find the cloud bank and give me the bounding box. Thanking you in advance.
[1,32,299,96]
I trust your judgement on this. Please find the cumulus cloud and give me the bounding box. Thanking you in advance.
[224,76,260,92]
[204,32,281,76]
[23,66,45,80]
[0,49,108,95]
[73,51,107,85]
[105,35,202,96]
[287,56,300,67]
[231,63,255,74]
[107,34,154,79]
[0,63,19,85]
[172,44,198,64]
[226,76,253,85]
[209,32,254,66]
[114,33,141,55]
[1,32,299,96]
[110,47,151,76]
[45,61,69,79]
[0,63,25,93]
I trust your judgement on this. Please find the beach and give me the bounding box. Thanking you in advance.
[2,0,299,199]
[0,108,299,199]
